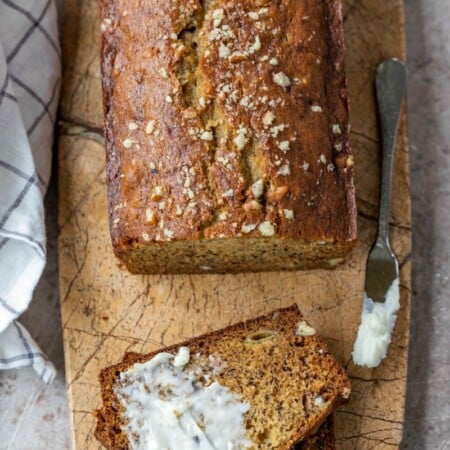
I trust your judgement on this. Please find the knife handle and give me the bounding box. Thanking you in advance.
[375,58,407,246]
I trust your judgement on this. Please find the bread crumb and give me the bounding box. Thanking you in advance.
[273,72,291,87]
[165,95,173,103]
[310,105,322,112]
[295,321,316,336]
[319,154,327,164]
[269,57,279,66]
[127,122,138,131]
[248,11,259,20]
[258,221,275,237]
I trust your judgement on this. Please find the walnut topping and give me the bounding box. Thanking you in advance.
[278,140,290,152]
[243,200,262,211]
[222,189,234,198]
[251,179,264,198]
[151,186,163,201]
[100,18,112,32]
[145,208,157,225]
[218,211,228,221]
[143,120,155,135]
[122,137,136,149]
[270,124,287,138]
[332,124,342,135]
[314,396,326,407]
[219,43,230,58]
[263,111,275,127]
[260,55,269,62]
[283,209,294,220]
[267,185,288,202]
[212,8,224,24]
[269,57,279,66]
[319,154,327,164]
[248,36,261,54]
[165,95,173,103]
[127,122,138,131]
[183,107,197,119]
[163,229,174,239]
[233,126,249,150]
[295,320,316,336]
[200,130,214,141]
[248,11,259,20]
[241,223,257,233]
[258,221,275,237]
[310,105,322,112]
[277,165,290,176]
[158,67,168,78]
[273,72,291,87]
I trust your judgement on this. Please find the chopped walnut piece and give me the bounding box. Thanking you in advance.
[267,186,288,202]
[145,208,157,225]
[258,221,275,237]
[243,200,262,211]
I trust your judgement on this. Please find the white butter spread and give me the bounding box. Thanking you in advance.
[115,348,252,450]
[352,278,400,368]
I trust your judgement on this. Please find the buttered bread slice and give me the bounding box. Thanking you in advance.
[95,305,350,449]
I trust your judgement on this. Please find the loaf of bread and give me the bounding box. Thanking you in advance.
[99,0,357,273]
[95,305,350,449]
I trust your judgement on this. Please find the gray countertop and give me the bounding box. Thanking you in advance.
[0,0,449,448]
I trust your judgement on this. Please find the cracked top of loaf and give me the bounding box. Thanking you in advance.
[100,0,357,271]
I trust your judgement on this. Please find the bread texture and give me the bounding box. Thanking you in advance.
[99,0,357,274]
[95,305,350,449]
[294,416,335,450]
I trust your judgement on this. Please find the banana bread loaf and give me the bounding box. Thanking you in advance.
[100,0,357,274]
[95,305,349,449]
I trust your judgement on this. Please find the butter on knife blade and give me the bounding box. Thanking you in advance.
[352,278,400,368]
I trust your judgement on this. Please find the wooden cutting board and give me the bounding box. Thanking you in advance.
[58,1,411,448]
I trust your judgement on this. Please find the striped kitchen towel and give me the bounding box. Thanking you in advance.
[0,0,60,383]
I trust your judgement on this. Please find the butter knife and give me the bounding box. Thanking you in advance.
[352,58,407,368]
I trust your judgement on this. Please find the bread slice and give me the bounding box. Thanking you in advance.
[294,415,335,450]
[95,305,350,449]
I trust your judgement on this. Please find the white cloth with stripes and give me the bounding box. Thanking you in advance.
[0,0,60,383]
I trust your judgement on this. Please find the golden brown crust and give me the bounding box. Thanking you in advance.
[99,0,357,273]
[95,305,349,449]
